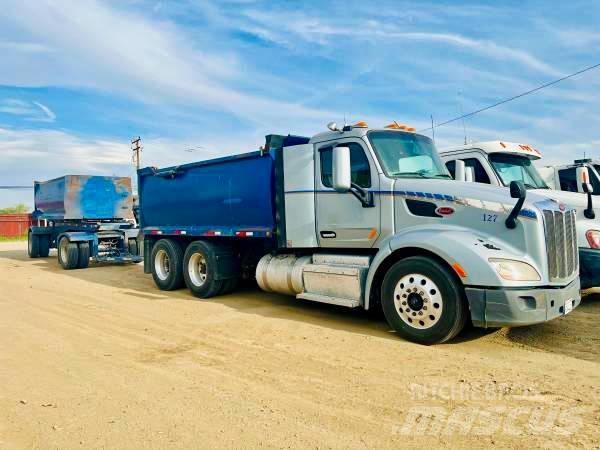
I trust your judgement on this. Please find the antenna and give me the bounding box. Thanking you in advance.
[458,91,468,145]
[131,137,143,170]
[430,114,435,143]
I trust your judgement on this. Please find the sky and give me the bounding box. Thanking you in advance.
[1,0,599,208]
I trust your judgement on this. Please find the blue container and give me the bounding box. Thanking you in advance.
[138,151,276,237]
[34,175,134,221]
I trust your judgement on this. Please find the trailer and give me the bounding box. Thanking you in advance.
[28,175,142,269]
[139,123,581,344]
[440,141,600,289]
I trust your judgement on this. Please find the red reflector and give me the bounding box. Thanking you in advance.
[436,207,455,216]
[150,230,160,235]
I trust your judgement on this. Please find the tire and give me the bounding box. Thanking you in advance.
[219,277,239,295]
[38,235,50,257]
[28,232,40,258]
[381,256,468,345]
[151,239,184,290]
[58,237,79,270]
[183,240,225,298]
[128,238,139,256]
[77,242,90,269]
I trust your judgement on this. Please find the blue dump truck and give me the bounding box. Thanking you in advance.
[138,124,580,344]
[28,175,142,269]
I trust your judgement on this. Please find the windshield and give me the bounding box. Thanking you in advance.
[368,131,450,179]
[489,153,548,189]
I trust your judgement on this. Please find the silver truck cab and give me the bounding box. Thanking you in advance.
[440,141,600,289]
[268,125,580,343]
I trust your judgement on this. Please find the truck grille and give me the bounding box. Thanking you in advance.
[542,209,578,281]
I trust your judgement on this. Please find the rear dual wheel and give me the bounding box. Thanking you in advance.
[381,256,468,345]
[184,241,238,298]
[58,237,90,270]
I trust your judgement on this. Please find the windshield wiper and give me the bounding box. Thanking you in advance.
[391,171,430,178]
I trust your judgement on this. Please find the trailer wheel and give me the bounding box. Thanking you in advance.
[38,235,50,257]
[183,241,225,298]
[128,238,139,256]
[381,256,467,345]
[58,237,80,270]
[151,239,184,290]
[77,242,90,269]
[28,232,40,258]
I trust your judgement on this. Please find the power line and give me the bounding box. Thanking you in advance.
[0,186,32,190]
[422,61,600,132]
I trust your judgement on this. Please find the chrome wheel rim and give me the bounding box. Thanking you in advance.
[155,249,170,281]
[59,238,69,265]
[188,253,207,287]
[393,273,443,330]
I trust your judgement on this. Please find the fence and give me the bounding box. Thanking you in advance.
[0,214,33,237]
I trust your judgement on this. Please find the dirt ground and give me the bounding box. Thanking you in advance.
[0,241,598,449]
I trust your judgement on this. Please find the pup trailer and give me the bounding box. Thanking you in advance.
[28,175,142,269]
[138,122,581,344]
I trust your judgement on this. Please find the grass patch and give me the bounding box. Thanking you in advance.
[0,235,27,242]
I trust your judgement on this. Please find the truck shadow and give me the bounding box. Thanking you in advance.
[503,294,600,362]
[1,246,576,347]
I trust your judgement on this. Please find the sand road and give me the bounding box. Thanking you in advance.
[0,241,598,449]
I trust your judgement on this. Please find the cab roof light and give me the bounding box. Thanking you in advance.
[384,121,415,132]
[353,120,369,128]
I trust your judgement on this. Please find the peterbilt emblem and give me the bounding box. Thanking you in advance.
[559,203,566,212]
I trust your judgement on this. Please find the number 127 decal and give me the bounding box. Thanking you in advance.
[483,214,498,223]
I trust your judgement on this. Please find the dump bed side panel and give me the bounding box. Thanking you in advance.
[34,176,134,220]
[138,152,276,236]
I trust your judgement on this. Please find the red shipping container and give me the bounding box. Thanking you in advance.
[0,214,33,237]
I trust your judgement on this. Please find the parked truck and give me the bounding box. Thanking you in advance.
[440,141,600,289]
[138,122,581,344]
[538,158,600,194]
[28,175,142,269]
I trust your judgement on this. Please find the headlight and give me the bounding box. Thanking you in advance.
[586,230,600,249]
[488,258,541,281]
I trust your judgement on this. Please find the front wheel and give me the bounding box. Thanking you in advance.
[381,256,467,345]
[28,232,40,258]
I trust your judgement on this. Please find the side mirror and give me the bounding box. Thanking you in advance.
[583,182,594,194]
[510,180,527,199]
[454,160,466,181]
[332,146,351,192]
[582,181,596,219]
[506,180,526,229]
[465,166,475,183]
[576,166,590,193]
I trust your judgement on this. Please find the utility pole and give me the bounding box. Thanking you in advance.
[131,137,142,170]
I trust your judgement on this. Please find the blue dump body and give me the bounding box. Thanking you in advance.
[34,175,134,221]
[138,152,277,237]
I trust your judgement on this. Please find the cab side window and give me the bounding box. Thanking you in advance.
[558,168,578,192]
[320,144,372,188]
[446,158,490,184]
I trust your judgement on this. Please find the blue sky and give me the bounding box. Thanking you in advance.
[1,0,600,207]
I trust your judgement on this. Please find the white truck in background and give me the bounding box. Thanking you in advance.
[538,158,600,194]
[440,141,600,289]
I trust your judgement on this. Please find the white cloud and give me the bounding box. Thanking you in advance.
[0,99,56,123]
[32,102,56,122]
[0,0,335,126]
